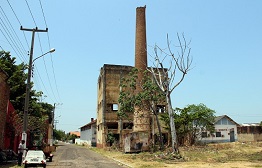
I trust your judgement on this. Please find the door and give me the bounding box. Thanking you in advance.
[230,129,235,142]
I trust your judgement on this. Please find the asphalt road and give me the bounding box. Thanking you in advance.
[47,143,126,168]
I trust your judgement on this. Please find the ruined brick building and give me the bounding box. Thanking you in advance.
[96,7,168,150]
[96,64,134,148]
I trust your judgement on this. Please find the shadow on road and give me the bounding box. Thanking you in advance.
[0,160,17,168]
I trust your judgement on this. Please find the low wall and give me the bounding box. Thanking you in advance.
[238,134,262,142]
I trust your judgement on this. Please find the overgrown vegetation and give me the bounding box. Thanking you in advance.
[160,104,216,146]
[118,68,166,150]
[91,142,262,168]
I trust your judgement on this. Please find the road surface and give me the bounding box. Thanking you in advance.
[47,143,126,168]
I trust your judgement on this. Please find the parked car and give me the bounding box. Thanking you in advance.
[2,149,18,160]
[23,150,46,168]
[0,149,7,164]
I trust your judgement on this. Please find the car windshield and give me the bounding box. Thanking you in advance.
[26,151,44,157]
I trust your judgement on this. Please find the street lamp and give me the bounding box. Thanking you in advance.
[22,48,55,147]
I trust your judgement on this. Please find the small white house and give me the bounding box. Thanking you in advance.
[79,118,97,146]
[199,115,239,143]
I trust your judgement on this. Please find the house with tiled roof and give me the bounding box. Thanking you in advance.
[79,118,97,147]
[198,115,239,143]
[69,131,80,138]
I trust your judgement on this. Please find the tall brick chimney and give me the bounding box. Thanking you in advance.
[133,6,150,133]
[135,6,147,92]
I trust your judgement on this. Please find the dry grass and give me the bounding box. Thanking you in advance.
[90,142,262,168]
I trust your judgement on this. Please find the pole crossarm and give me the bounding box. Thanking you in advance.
[20,26,48,32]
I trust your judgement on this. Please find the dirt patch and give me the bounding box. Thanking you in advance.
[91,142,262,168]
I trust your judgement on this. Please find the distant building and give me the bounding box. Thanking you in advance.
[79,118,97,146]
[237,123,262,142]
[198,115,239,143]
[69,131,80,138]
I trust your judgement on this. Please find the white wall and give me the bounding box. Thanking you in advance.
[198,117,238,143]
[80,124,97,146]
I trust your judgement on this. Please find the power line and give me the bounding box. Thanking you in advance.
[49,51,62,102]
[6,0,30,52]
[0,28,24,62]
[33,65,55,103]
[5,0,62,104]
[0,8,27,61]
[24,0,37,27]
[38,0,62,103]
[39,0,47,27]
[0,5,28,57]
[6,0,22,26]
[35,30,59,103]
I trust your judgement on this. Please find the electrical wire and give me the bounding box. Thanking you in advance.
[39,0,62,103]
[24,0,37,27]
[39,0,47,28]
[6,0,30,54]
[5,0,62,104]
[36,34,59,103]
[24,0,60,103]
[0,28,24,62]
[33,65,55,103]
[0,5,28,58]
[0,9,27,62]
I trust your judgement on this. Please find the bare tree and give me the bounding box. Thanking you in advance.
[147,33,192,153]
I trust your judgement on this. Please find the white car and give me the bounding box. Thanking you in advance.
[23,150,47,168]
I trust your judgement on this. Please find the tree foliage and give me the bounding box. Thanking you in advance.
[0,50,54,135]
[0,51,27,112]
[53,129,66,141]
[118,68,166,150]
[118,68,138,119]
[160,103,216,146]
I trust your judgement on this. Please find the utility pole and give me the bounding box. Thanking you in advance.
[20,26,48,148]
[50,103,56,146]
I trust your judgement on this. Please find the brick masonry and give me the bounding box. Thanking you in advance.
[0,69,10,149]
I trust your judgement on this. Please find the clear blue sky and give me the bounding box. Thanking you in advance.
[1,1,261,133]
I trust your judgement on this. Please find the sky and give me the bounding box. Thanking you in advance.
[1,1,261,133]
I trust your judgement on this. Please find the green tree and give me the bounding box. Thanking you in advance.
[66,133,78,143]
[0,51,27,112]
[138,71,166,150]
[160,103,215,146]
[106,132,115,146]
[53,129,66,141]
[118,68,166,150]
[0,50,54,136]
